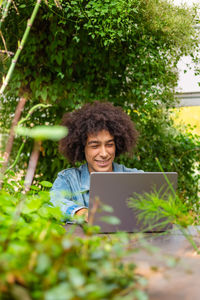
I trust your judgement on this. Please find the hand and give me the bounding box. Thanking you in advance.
[75,208,88,222]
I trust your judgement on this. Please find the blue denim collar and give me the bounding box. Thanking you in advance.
[80,163,90,191]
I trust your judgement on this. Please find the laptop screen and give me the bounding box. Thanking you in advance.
[89,172,178,233]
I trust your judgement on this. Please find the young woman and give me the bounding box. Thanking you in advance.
[51,101,142,221]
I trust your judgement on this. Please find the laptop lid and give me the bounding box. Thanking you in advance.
[89,172,178,233]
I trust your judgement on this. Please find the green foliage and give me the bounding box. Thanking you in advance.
[0,181,147,300]
[0,1,199,294]
[128,188,200,252]
[128,191,194,229]
[0,0,199,205]
[117,105,200,207]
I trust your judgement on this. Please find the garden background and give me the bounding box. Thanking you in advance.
[0,0,200,202]
[0,0,200,299]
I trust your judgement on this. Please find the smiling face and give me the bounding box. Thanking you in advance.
[84,130,116,173]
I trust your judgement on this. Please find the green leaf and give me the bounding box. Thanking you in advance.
[40,181,53,188]
[48,206,63,220]
[100,216,121,225]
[55,52,63,65]
[45,283,74,300]
[15,125,68,141]
[68,268,85,288]
[41,88,48,101]
[36,253,51,274]
[62,237,73,250]
[30,185,40,191]
[101,204,113,213]
[22,198,42,214]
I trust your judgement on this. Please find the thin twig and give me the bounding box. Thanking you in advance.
[0,97,26,187]
[0,0,42,96]
[1,103,51,182]
[24,140,41,192]
[54,0,62,9]
[18,103,51,126]
[0,0,12,29]
[11,0,19,14]
[177,225,200,254]
[0,30,9,57]
[155,158,177,198]
[5,140,26,174]
[0,1,4,9]
[0,49,14,56]
[88,197,100,225]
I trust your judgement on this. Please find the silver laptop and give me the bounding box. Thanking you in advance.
[89,172,178,233]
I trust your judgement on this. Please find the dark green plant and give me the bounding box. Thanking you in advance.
[117,105,200,208]
[0,121,149,299]
[0,0,199,204]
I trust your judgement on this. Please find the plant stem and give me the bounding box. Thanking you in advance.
[5,140,26,174]
[1,103,51,186]
[0,0,12,30]
[155,157,177,198]
[0,97,26,187]
[3,97,26,165]
[18,103,51,126]
[0,29,10,57]
[178,225,200,254]
[88,197,100,225]
[11,0,19,15]
[0,0,42,96]
[1,0,7,10]
[0,49,14,56]
[24,140,41,192]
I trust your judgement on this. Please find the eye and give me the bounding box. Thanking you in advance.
[107,143,114,147]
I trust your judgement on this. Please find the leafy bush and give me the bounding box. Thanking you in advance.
[0,177,147,300]
[0,0,199,204]
[117,105,200,208]
[128,186,200,253]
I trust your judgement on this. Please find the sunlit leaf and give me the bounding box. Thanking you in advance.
[36,253,51,274]
[30,185,40,191]
[45,283,74,300]
[40,181,53,188]
[15,125,68,141]
[68,268,85,288]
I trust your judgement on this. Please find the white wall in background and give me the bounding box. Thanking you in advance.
[173,0,199,6]
[176,56,200,93]
[173,0,200,93]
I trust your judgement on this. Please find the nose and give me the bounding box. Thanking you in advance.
[99,146,108,158]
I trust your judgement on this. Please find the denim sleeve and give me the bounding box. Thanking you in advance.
[50,173,86,221]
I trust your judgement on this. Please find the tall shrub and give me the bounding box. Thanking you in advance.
[0,0,199,202]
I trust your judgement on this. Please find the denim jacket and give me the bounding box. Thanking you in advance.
[50,162,142,220]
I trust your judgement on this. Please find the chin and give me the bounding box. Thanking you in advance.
[95,165,112,172]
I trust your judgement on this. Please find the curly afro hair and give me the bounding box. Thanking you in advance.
[59,101,138,164]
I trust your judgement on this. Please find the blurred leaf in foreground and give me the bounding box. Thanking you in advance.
[15,125,68,141]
